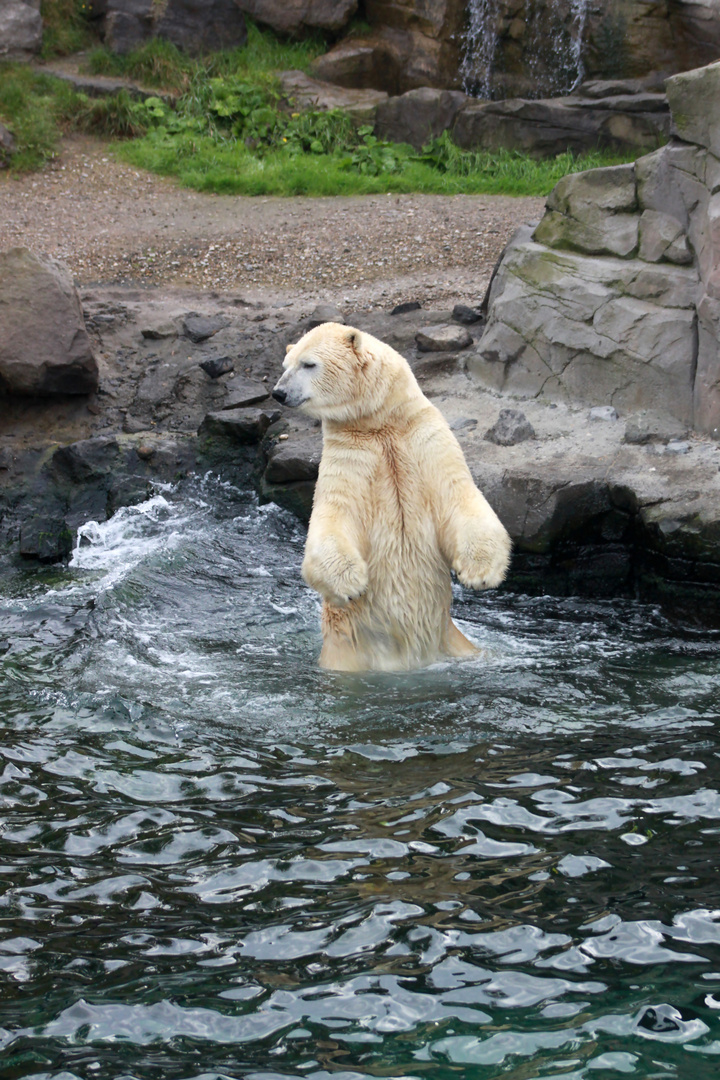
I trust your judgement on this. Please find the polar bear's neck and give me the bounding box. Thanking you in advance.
[323,356,427,434]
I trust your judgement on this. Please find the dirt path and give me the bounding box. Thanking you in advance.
[0,135,546,308]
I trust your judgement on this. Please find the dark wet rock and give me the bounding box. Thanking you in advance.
[392,301,421,315]
[103,0,248,55]
[0,447,11,470]
[0,248,98,397]
[0,640,9,654]
[452,304,483,325]
[308,304,344,329]
[200,408,280,444]
[265,435,322,483]
[182,312,230,343]
[485,408,535,445]
[0,1,43,58]
[19,513,73,562]
[375,87,467,150]
[416,324,472,352]
[236,0,357,37]
[589,406,619,422]
[199,356,235,379]
[222,376,270,410]
[51,437,122,484]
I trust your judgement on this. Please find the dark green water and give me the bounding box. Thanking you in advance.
[1,478,719,1080]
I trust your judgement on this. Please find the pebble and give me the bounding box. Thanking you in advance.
[589,406,619,422]
[199,356,235,379]
[392,301,422,315]
[183,313,230,343]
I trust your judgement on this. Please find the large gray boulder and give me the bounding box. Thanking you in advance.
[103,0,248,55]
[374,87,467,149]
[472,59,720,439]
[0,249,98,396]
[0,0,42,57]
[235,0,357,37]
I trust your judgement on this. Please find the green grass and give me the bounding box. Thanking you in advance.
[118,129,639,198]
[40,0,94,59]
[85,19,326,90]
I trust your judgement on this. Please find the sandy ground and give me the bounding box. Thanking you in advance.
[0,134,546,309]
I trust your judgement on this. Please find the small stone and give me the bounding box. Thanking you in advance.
[416,325,473,352]
[450,417,478,431]
[484,408,535,445]
[623,414,687,444]
[141,323,177,340]
[122,414,146,434]
[182,312,230,343]
[589,406,619,422]
[391,301,421,315]
[136,444,154,460]
[199,355,234,379]
[664,440,691,454]
[308,304,344,329]
[452,304,483,325]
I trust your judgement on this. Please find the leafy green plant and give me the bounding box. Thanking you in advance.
[347,127,412,175]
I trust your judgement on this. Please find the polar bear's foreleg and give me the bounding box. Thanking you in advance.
[302,517,368,608]
[441,481,511,591]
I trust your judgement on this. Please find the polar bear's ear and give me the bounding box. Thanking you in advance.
[285,343,294,354]
[346,329,362,351]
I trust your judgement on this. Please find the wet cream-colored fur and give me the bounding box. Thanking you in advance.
[273,322,511,672]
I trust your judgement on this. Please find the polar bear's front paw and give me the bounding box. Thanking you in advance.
[303,548,369,608]
[454,530,511,591]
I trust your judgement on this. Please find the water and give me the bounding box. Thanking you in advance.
[1,477,720,1080]
[461,0,590,99]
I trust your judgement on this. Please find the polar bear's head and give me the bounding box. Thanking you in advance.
[272,322,403,422]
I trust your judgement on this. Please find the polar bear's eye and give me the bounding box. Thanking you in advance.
[301,361,317,370]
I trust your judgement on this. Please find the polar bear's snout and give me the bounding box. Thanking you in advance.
[271,369,309,408]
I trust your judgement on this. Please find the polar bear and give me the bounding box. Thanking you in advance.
[272,322,511,672]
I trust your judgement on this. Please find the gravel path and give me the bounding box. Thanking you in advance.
[0,134,546,308]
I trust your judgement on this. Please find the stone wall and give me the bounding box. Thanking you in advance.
[470,59,720,439]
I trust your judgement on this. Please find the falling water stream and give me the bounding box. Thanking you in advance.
[462,0,590,98]
[1,477,720,1079]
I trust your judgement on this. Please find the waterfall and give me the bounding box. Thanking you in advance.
[460,0,501,99]
[461,0,590,100]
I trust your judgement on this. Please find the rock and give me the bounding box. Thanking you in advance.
[222,376,270,410]
[374,87,467,150]
[470,241,699,424]
[278,71,387,123]
[664,440,691,454]
[265,435,322,483]
[533,164,640,258]
[450,417,477,431]
[199,408,280,444]
[51,437,121,484]
[0,122,16,166]
[103,0,248,54]
[122,413,146,434]
[0,248,98,396]
[0,1,43,57]
[0,447,11,470]
[19,514,74,562]
[307,304,344,329]
[485,408,535,445]
[312,22,463,96]
[141,322,177,339]
[452,303,483,324]
[589,406,619,422]
[624,413,688,444]
[666,59,720,160]
[392,301,421,315]
[235,0,357,37]
[0,640,9,654]
[452,97,670,159]
[182,312,230,343]
[199,356,234,379]
[416,325,472,352]
[638,209,692,264]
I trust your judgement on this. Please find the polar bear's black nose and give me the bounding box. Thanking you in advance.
[271,387,287,404]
